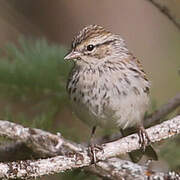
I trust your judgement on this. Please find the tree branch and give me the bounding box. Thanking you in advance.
[146,0,180,30]
[0,115,179,179]
[0,120,84,158]
[95,115,180,160]
[87,158,180,180]
[0,93,179,178]
[145,93,180,127]
[0,156,177,179]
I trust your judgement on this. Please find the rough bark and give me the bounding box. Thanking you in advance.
[0,115,179,179]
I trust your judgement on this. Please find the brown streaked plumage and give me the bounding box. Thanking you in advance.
[65,25,157,163]
[72,25,110,48]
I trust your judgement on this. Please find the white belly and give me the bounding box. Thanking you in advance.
[71,90,149,129]
[68,66,150,129]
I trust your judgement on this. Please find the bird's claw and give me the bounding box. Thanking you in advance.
[138,127,151,152]
[88,143,103,164]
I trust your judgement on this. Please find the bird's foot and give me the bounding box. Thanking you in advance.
[138,126,151,152]
[88,143,103,164]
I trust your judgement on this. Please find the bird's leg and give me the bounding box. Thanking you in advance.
[88,126,97,163]
[88,126,102,164]
[121,127,157,162]
[90,126,97,145]
[138,124,151,152]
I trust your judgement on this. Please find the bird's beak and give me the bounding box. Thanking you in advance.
[64,51,81,60]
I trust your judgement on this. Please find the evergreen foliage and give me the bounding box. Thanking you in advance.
[0,38,72,98]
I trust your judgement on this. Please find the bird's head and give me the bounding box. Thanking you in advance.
[64,25,129,66]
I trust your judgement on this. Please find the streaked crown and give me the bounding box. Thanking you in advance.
[72,25,111,49]
[64,25,129,63]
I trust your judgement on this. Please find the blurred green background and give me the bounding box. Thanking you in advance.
[0,0,179,179]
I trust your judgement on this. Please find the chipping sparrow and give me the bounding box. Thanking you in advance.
[64,25,157,162]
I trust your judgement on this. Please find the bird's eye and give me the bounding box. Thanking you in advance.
[87,44,94,51]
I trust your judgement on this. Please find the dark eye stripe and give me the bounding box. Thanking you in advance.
[95,39,115,47]
[83,39,115,56]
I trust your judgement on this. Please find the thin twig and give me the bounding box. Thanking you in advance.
[146,0,180,30]
[145,93,180,127]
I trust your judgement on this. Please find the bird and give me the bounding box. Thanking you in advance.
[64,24,157,163]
